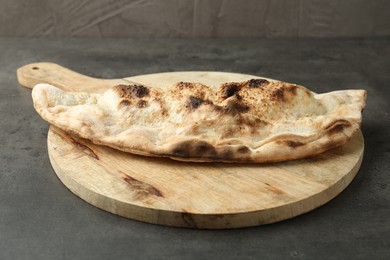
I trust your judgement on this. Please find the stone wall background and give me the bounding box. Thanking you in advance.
[0,0,389,37]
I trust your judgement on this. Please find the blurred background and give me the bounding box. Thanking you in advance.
[0,0,389,38]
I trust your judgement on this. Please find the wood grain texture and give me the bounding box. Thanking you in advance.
[18,62,365,228]
[1,0,389,37]
[48,126,363,228]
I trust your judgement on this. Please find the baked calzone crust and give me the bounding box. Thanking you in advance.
[32,79,366,163]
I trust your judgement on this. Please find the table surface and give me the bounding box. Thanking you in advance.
[1,37,389,260]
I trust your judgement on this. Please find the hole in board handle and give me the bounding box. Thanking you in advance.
[32,67,39,70]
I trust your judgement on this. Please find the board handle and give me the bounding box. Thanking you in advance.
[17,62,128,92]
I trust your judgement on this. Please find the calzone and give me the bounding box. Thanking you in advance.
[32,79,366,162]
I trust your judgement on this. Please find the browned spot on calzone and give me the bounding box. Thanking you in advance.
[247,79,269,88]
[237,146,250,153]
[218,148,234,159]
[122,175,163,197]
[271,88,285,101]
[286,85,298,95]
[276,139,305,148]
[172,140,217,158]
[188,96,205,109]
[328,124,349,135]
[217,100,250,115]
[177,82,195,89]
[220,83,240,98]
[136,100,147,108]
[236,116,267,128]
[118,99,131,109]
[114,84,150,98]
[285,140,305,148]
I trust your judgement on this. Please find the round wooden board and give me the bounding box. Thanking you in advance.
[16,63,366,228]
[42,71,364,229]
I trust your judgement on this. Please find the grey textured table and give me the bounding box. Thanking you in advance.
[1,38,389,259]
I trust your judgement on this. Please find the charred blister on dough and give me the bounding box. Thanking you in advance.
[136,100,148,108]
[187,96,205,109]
[247,79,269,88]
[176,82,195,89]
[118,99,131,109]
[217,148,235,160]
[114,84,150,98]
[172,140,217,158]
[176,82,206,94]
[286,84,298,95]
[270,88,286,102]
[216,100,250,115]
[220,83,241,99]
[189,123,200,135]
[236,116,268,128]
[173,82,212,100]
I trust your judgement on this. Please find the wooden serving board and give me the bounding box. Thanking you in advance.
[17,62,364,229]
